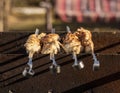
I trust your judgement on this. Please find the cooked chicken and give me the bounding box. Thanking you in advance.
[63,26,84,68]
[24,34,40,58]
[63,30,81,54]
[41,29,64,72]
[74,27,100,70]
[23,29,46,76]
[25,32,47,55]
[74,27,93,52]
[41,33,60,55]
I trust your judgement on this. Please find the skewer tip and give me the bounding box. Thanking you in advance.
[35,28,39,35]
[51,28,55,33]
[66,26,71,33]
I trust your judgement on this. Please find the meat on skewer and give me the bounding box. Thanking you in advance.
[23,29,46,76]
[63,26,84,69]
[74,27,100,70]
[41,29,64,73]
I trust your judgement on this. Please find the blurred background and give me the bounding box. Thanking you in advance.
[0,0,120,32]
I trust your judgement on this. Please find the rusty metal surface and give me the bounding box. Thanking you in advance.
[0,31,120,93]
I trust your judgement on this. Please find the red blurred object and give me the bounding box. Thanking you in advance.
[55,0,120,22]
[55,0,69,22]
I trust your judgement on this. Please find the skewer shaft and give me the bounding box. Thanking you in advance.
[73,53,78,65]
[66,26,71,33]
[35,28,39,35]
[92,52,97,62]
[50,54,57,66]
[27,58,33,72]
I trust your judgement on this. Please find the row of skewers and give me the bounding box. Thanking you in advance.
[22,26,100,77]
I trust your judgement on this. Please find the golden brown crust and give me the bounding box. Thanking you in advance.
[38,33,46,40]
[41,33,61,54]
[25,34,40,45]
[74,27,94,53]
[63,32,82,54]
[41,33,60,43]
[24,27,95,56]
[24,34,41,58]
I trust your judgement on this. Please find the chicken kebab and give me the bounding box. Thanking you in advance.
[74,27,100,70]
[63,26,84,69]
[23,29,46,76]
[41,28,65,74]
